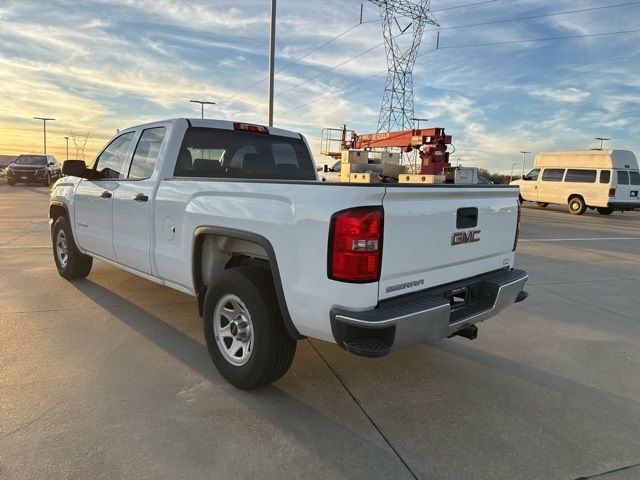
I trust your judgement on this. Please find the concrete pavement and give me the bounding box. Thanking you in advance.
[1,185,639,479]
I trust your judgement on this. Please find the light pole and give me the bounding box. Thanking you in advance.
[595,137,610,150]
[267,0,277,126]
[64,136,69,160]
[34,117,55,155]
[519,151,530,177]
[510,162,519,181]
[189,100,216,119]
[411,117,429,130]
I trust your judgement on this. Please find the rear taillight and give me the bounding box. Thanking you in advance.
[329,207,383,282]
[233,122,269,134]
[513,202,521,252]
[608,188,616,197]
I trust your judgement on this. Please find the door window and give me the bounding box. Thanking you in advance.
[94,132,135,179]
[617,171,629,185]
[524,169,540,180]
[541,169,564,182]
[128,127,166,179]
[599,170,611,184]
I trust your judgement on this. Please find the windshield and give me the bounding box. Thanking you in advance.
[14,155,47,166]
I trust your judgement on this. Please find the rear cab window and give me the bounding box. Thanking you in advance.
[599,170,611,184]
[174,127,316,180]
[541,169,565,182]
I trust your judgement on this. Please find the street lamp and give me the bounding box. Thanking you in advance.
[189,100,216,119]
[595,137,610,150]
[510,162,519,181]
[411,117,429,130]
[64,136,69,160]
[34,117,56,155]
[519,151,530,177]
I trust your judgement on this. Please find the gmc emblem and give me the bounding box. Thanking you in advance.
[451,230,481,245]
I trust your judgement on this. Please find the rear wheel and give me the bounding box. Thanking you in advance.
[597,207,614,215]
[568,196,586,215]
[203,266,296,389]
[536,202,549,208]
[52,216,93,279]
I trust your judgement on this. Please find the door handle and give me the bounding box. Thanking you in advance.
[100,191,112,199]
[132,193,149,202]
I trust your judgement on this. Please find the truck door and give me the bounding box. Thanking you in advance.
[74,132,136,260]
[112,126,167,274]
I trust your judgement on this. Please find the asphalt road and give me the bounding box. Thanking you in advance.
[1,185,639,480]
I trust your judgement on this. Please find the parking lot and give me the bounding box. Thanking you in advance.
[1,185,639,480]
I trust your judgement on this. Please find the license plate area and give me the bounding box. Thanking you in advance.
[445,287,469,312]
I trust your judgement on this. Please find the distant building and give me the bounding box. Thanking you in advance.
[0,155,17,167]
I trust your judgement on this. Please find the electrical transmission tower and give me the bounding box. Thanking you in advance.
[70,131,90,161]
[369,0,438,133]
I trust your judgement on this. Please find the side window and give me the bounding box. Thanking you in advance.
[565,169,596,183]
[128,127,166,179]
[599,170,611,184]
[541,169,564,182]
[95,132,135,179]
[617,171,629,185]
[525,168,540,180]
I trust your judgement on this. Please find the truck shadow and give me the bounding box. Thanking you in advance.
[70,279,411,478]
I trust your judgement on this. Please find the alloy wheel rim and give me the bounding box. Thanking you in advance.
[213,294,254,366]
[55,229,68,268]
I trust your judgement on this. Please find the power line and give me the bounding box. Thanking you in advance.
[239,1,640,113]
[438,27,640,49]
[432,1,640,32]
[432,0,499,13]
[275,27,640,118]
[223,20,378,104]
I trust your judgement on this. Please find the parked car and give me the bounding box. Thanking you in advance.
[49,118,528,389]
[6,154,62,186]
[510,150,639,215]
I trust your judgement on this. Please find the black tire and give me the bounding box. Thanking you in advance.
[568,196,586,215]
[597,207,614,215]
[43,173,51,187]
[52,216,93,279]
[536,202,549,208]
[203,266,296,390]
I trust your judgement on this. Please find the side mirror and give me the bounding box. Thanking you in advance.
[62,160,91,178]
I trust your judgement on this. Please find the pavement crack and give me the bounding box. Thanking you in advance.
[307,339,420,480]
[576,462,640,479]
[0,400,63,440]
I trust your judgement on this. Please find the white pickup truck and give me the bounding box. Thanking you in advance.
[50,118,528,389]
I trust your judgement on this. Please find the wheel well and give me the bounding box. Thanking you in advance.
[49,203,68,222]
[192,230,303,339]
[568,194,584,203]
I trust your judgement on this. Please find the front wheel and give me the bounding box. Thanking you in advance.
[568,197,586,215]
[597,207,614,215]
[52,216,93,279]
[203,266,296,390]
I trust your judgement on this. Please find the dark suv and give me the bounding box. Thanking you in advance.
[6,154,62,186]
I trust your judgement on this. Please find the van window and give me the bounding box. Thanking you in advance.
[599,170,611,184]
[630,171,640,186]
[541,169,564,182]
[565,169,596,183]
[617,171,629,185]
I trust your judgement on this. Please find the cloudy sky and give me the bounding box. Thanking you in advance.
[0,0,639,172]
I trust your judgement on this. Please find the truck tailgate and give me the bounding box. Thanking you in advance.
[379,186,519,300]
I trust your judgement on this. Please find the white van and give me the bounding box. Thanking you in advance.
[511,150,640,215]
